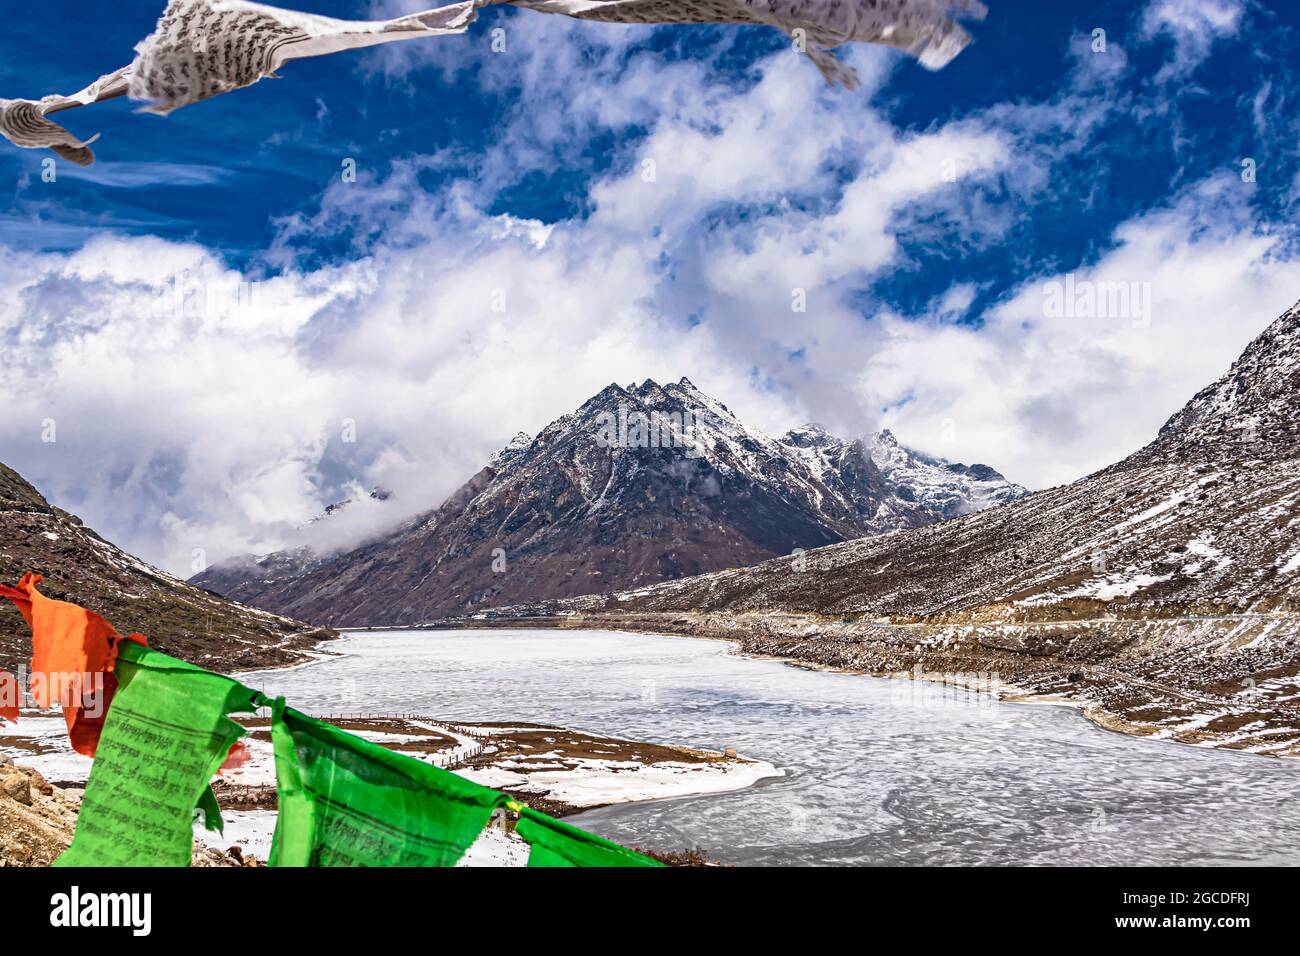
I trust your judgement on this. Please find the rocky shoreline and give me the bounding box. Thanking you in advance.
[424,610,1300,758]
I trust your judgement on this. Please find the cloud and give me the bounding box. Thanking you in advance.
[57,162,235,189]
[1140,0,1244,80]
[868,175,1300,488]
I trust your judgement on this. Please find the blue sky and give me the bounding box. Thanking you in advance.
[2,0,1299,573]
[8,2,1298,271]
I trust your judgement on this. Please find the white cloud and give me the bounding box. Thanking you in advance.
[933,283,978,320]
[1140,0,1244,80]
[869,176,1300,487]
[57,162,235,189]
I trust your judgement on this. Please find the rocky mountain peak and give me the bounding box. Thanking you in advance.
[192,377,1028,626]
[0,463,53,514]
[583,382,631,411]
[489,432,534,469]
[780,423,839,450]
[318,486,391,520]
[1130,299,1300,467]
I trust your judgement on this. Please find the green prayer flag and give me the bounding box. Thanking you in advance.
[194,783,225,834]
[56,642,258,867]
[515,806,661,867]
[268,701,506,866]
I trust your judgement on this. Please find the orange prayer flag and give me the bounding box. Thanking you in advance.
[0,572,146,755]
[0,670,18,722]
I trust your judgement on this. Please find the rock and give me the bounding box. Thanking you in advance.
[1,771,33,806]
[4,839,33,864]
[27,770,52,796]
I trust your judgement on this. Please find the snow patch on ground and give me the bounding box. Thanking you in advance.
[198,809,277,861]
[1021,570,1175,605]
[456,825,532,867]
[457,756,783,808]
[0,716,92,784]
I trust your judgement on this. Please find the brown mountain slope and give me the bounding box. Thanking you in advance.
[0,463,333,674]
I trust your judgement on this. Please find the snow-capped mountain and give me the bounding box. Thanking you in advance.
[0,462,330,674]
[191,377,1026,626]
[780,424,1027,533]
[565,301,1300,621]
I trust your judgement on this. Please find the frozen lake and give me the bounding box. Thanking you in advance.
[247,628,1300,866]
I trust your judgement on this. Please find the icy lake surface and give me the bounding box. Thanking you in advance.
[248,628,1300,866]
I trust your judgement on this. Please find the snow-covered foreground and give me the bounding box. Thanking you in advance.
[0,650,783,866]
[10,626,1300,865]
[460,757,776,808]
[199,722,780,865]
[201,810,533,866]
[205,810,277,861]
[0,714,778,866]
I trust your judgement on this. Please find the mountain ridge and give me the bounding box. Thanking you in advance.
[191,377,1028,625]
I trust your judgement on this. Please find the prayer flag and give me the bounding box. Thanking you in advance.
[0,573,146,755]
[269,701,505,866]
[516,806,661,867]
[56,642,259,867]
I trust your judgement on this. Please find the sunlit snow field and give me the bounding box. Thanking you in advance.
[247,629,1300,866]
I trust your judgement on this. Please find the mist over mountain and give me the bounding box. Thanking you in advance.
[0,463,330,674]
[191,377,1026,626]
